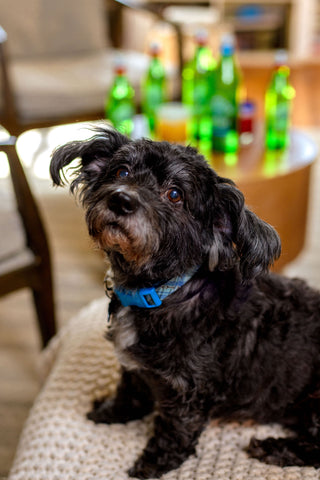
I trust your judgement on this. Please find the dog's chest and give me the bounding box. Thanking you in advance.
[108,306,140,370]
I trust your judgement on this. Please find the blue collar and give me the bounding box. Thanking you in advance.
[113,265,200,309]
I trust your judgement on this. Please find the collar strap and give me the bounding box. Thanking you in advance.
[113,265,200,309]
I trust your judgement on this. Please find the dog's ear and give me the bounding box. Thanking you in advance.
[209,181,281,278]
[50,127,130,192]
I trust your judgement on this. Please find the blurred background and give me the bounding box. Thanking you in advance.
[1,0,320,477]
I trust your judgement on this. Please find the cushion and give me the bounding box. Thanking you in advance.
[10,50,150,120]
[0,0,108,59]
[8,297,320,480]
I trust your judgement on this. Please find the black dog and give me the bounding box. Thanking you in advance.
[50,127,320,479]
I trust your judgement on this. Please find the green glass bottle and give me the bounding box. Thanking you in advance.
[182,30,216,144]
[265,50,295,150]
[141,42,166,134]
[211,34,241,153]
[106,61,135,137]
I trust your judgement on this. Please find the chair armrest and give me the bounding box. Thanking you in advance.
[0,26,19,134]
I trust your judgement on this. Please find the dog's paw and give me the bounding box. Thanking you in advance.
[246,437,306,467]
[87,397,120,424]
[128,458,163,479]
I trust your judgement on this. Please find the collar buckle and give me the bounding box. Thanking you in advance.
[114,286,162,309]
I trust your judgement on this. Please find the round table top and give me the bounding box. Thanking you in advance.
[208,127,318,186]
[13,120,319,271]
[14,119,318,184]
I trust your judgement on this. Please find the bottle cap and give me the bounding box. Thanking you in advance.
[239,100,256,116]
[149,42,162,57]
[274,49,289,67]
[220,33,235,56]
[195,29,208,46]
[114,56,127,75]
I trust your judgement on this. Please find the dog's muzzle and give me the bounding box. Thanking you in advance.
[107,187,139,216]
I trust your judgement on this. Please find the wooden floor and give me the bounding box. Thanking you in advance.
[1,63,320,479]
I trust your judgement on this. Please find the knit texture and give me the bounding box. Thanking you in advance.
[8,297,320,480]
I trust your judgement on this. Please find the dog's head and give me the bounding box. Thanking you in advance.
[50,127,281,285]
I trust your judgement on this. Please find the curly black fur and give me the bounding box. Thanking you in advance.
[50,127,320,479]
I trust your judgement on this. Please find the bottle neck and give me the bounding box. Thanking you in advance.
[150,55,162,67]
[220,49,234,62]
[148,56,165,79]
[195,44,207,63]
[195,44,215,73]
[274,64,290,75]
[218,54,237,85]
[114,64,126,75]
[115,68,130,79]
[151,53,160,61]
[272,65,290,90]
[111,72,134,99]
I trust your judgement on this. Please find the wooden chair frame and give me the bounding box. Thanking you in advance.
[0,135,56,347]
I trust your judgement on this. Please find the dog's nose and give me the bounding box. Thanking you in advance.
[107,189,138,216]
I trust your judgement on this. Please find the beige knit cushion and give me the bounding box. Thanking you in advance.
[10,50,150,121]
[8,297,320,480]
[0,0,108,59]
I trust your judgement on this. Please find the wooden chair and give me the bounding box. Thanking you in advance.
[0,132,56,347]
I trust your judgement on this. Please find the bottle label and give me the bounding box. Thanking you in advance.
[109,102,134,136]
[211,94,236,136]
[274,101,289,131]
[111,103,134,125]
[194,80,210,104]
[145,84,164,106]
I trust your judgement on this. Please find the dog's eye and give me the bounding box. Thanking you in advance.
[167,188,182,203]
[116,168,129,178]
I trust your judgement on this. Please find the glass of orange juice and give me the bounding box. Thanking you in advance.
[155,102,191,144]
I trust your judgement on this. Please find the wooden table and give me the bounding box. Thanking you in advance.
[209,127,318,271]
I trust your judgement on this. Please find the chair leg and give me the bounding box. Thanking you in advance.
[32,265,56,348]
